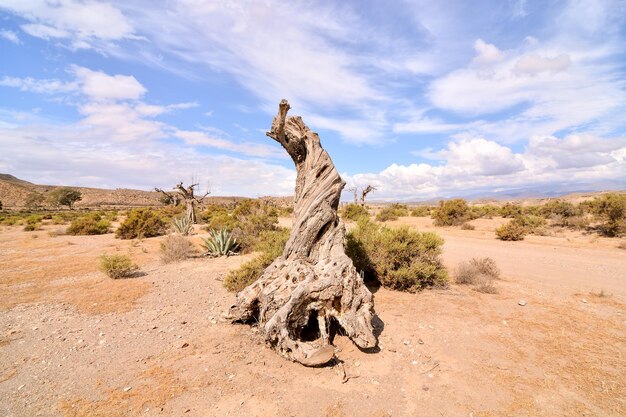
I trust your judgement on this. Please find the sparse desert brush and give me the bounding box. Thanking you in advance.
[224,227,290,292]
[432,199,471,226]
[66,213,111,235]
[495,220,527,241]
[455,257,500,293]
[470,204,500,219]
[460,222,475,230]
[172,215,193,236]
[340,203,369,221]
[23,215,42,231]
[540,199,581,218]
[500,203,523,218]
[115,208,167,239]
[159,234,195,263]
[346,218,447,292]
[590,193,626,237]
[515,214,546,232]
[375,203,409,222]
[99,254,139,279]
[410,205,432,217]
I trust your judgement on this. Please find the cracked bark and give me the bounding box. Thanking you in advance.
[228,100,377,366]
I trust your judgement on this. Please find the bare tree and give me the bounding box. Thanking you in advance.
[155,181,210,224]
[347,186,358,205]
[154,188,181,206]
[228,100,376,366]
[359,185,377,206]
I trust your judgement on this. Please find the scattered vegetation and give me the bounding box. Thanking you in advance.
[455,257,500,294]
[99,254,139,279]
[66,213,111,235]
[202,228,240,257]
[224,227,290,292]
[375,203,409,222]
[410,205,433,217]
[24,192,45,210]
[115,208,167,239]
[340,203,370,221]
[47,188,82,209]
[500,202,523,218]
[460,222,475,230]
[346,218,447,292]
[159,234,195,263]
[432,199,471,226]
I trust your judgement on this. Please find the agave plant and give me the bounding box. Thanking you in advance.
[202,228,239,257]
[172,215,193,236]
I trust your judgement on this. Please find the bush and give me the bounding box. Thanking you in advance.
[460,222,475,230]
[47,188,82,209]
[24,192,45,210]
[500,203,523,218]
[340,203,370,221]
[115,208,167,239]
[172,216,193,236]
[23,214,42,231]
[224,227,290,292]
[159,234,195,263]
[376,203,409,222]
[514,214,546,232]
[470,205,500,219]
[540,200,581,218]
[346,219,447,292]
[495,220,527,241]
[455,257,500,293]
[67,214,111,235]
[99,254,138,279]
[410,206,433,217]
[432,199,470,226]
[591,193,626,237]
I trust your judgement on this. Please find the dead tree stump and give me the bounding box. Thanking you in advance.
[228,100,377,366]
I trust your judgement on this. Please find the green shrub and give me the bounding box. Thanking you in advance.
[346,219,447,292]
[172,215,193,236]
[410,206,432,217]
[23,214,42,231]
[500,203,523,218]
[540,200,581,218]
[24,193,45,210]
[495,220,527,241]
[340,203,370,221]
[159,234,195,263]
[432,199,470,226]
[515,214,546,232]
[115,208,167,239]
[224,227,290,292]
[67,214,111,235]
[99,254,139,279]
[470,204,500,219]
[202,228,240,257]
[376,203,409,222]
[590,193,626,237]
[47,187,82,209]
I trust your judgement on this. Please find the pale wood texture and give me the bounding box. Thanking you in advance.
[228,100,377,366]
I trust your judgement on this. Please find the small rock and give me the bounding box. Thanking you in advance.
[582,299,588,303]
[411,360,418,365]
[181,342,189,348]
[422,385,429,391]
[123,386,132,392]
[17,384,25,391]
[518,300,527,306]
[417,338,424,345]
[403,339,411,346]
[99,332,105,337]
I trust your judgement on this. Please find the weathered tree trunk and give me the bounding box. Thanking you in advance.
[359,185,376,206]
[228,100,377,366]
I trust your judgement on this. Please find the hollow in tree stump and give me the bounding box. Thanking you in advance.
[228,100,377,366]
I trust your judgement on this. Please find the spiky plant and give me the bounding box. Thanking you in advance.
[172,216,193,236]
[202,228,239,257]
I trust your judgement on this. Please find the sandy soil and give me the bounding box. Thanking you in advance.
[0,218,625,417]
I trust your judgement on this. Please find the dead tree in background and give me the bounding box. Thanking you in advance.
[155,181,209,223]
[229,100,377,366]
[154,188,181,206]
[347,186,358,205]
[359,185,377,206]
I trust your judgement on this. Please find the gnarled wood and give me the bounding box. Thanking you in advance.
[228,100,377,366]
[360,185,377,206]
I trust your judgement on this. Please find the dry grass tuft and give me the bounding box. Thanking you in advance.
[159,234,195,263]
[455,257,500,294]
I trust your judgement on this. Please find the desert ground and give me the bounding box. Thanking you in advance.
[1,216,625,417]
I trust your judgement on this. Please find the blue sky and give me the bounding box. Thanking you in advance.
[0,0,625,200]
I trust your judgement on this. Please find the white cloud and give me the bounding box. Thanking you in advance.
[472,39,503,66]
[0,76,76,94]
[0,28,21,43]
[0,0,135,49]
[513,53,571,76]
[347,134,626,200]
[71,65,146,100]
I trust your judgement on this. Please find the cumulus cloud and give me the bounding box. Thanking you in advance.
[347,134,626,200]
[513,54,571,76]
[71,65,146,100]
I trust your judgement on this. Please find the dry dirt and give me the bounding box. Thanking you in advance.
[1,217,625,417]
